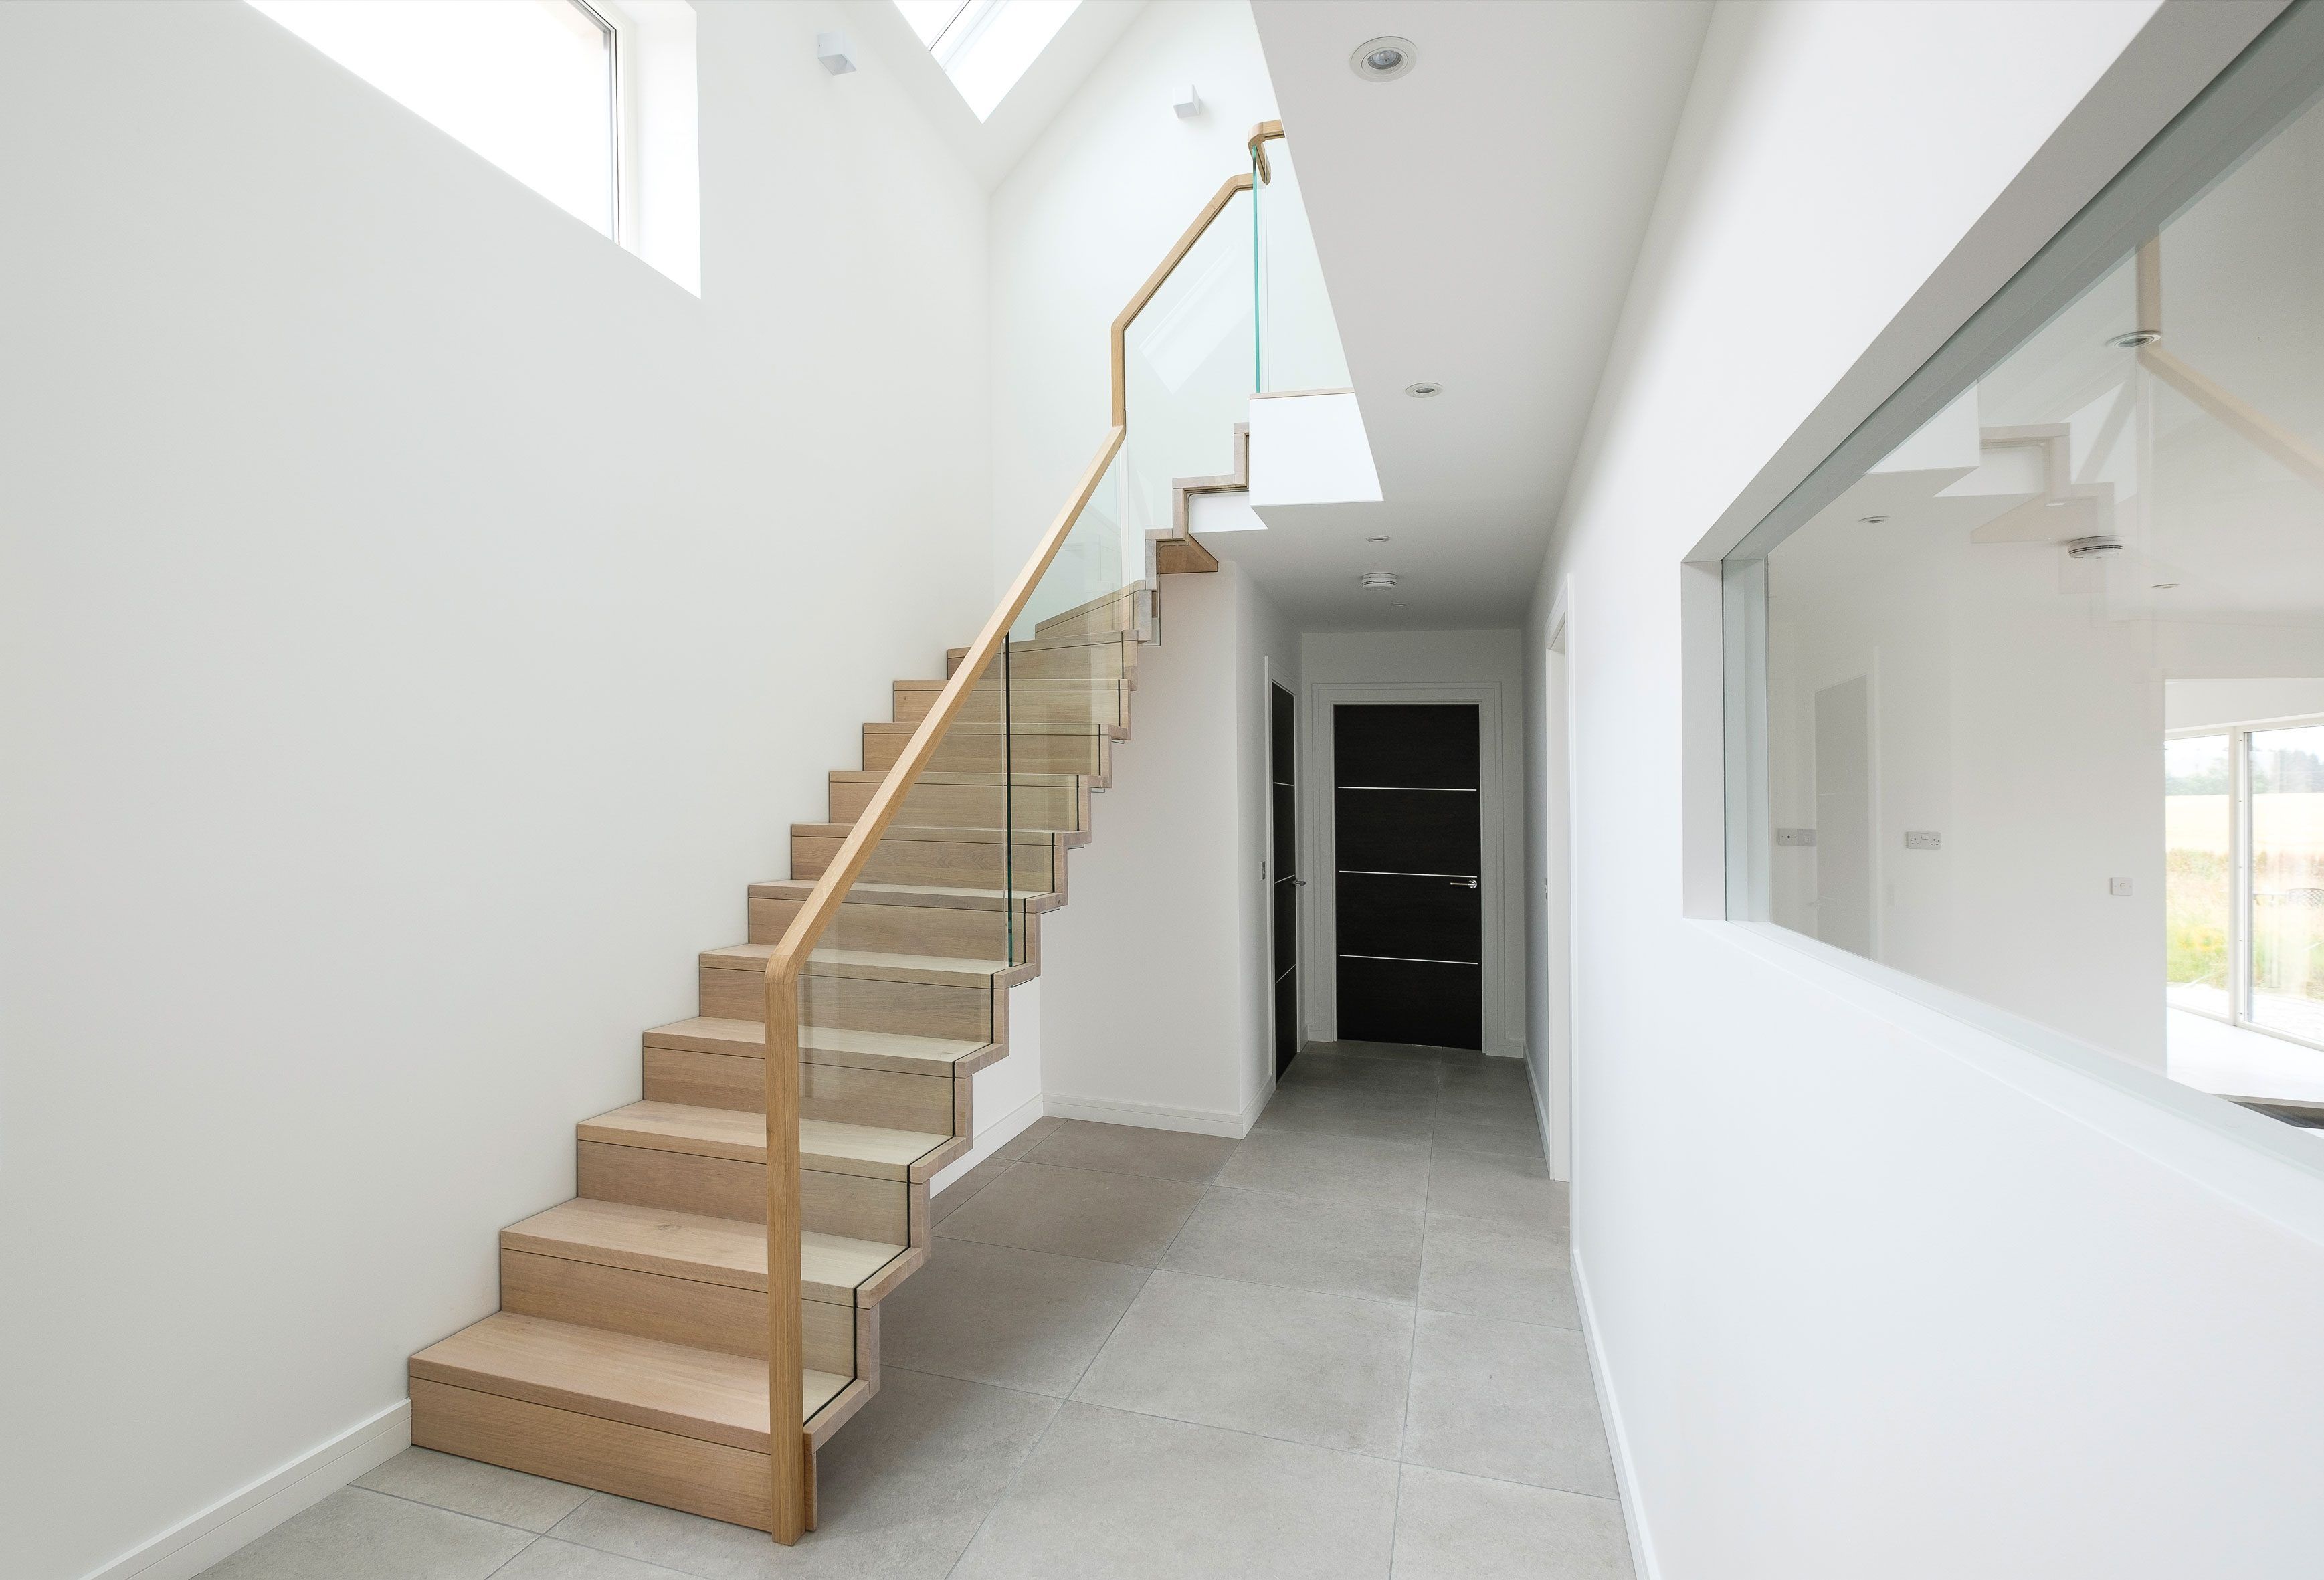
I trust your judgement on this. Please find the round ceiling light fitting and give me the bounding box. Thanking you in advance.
[1359,572,1400,591]
[2110,330,2163,349]
[1405,381,1443,398]
[2151,581,2179,590]
[1351,36,1416,80]
[1366,535,1391,543]
[2066,534,2125,559]
[1858,514,1889,525]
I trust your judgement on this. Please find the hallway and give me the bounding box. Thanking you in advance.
[200,1043,1625,1579]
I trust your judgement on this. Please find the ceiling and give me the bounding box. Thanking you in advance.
[1228,0,1712,627]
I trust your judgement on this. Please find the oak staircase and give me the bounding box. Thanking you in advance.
[402,123,1286,1547]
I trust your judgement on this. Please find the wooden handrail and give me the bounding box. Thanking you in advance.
[758,427,1121,1539]
[1248,118,1284,184]
[761,118,1291,1542]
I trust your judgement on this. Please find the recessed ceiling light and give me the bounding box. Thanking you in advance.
[2066,535,2124,559]
[2111,330,2163,349]
[2151,581,2178,589]
[1858,515,1888,525]
[1405,381,1442,398]
[1359,572,1399,590]
[1351,36,1416,80]
[1366,535,1391,543]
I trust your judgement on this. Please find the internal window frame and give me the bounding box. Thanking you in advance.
[1719,1,2324,935]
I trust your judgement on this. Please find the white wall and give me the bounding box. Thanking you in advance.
[1521,1,2324,1575]
[0,5,991,1577]
[2168,677,2324,729]
[988,0,1280,591]
[1300,629,1530,1062]
[1039,561,1298,1134]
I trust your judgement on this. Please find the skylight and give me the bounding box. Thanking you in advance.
[892,0,1080,120]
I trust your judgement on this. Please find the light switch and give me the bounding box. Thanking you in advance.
[1775,827,1816,847]
[2110,877,2133,896]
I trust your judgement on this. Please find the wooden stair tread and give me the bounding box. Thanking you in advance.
[750,878,1058,911]
[830,767,1095,785]
[501,1198,903,1305]
[947,631,1137,658]
[412,1312,845,1453]
[644,1016,994,1076]
[579,1101,949,1181]
[792,820,1088,849]
[700,941,1016,989]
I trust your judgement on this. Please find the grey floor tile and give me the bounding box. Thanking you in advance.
[1404,1312,1616,1497]
[931,1155,1011,1225]
[492,1538,690,1579]
[935,1162,1202,1266]
[356,1446,589,1533]
[1163,1186,1424,1302]
[1023,1119,1238,1182]
[547,1369,1056,1578]
[1419,1212,1577,1326]
[879,1236,1149,1395]
[1436,1060,1533,1102]
[1251,1085,1436,1144]
[989,1115,1064,1161]
[1280,1052,1441,1096]
[1074,1271,1415,1456]
[951,1401,1399,1580]
[1426,1147,1569,1233]
[1218,1129,1432,1210]
[1430,1107,1546,1160]
[1319,1039,1483,1069]
[198,1487,531,1580]
[1391,1466,1634,1580]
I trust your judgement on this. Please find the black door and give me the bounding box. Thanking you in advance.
[1271,684,1300,1076]
[1333,704,1482,1049]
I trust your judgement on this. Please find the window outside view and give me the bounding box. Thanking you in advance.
[247,0,617,237]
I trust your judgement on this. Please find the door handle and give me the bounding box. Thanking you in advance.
[1451,879,1478,889]
[1292,878,1308,887]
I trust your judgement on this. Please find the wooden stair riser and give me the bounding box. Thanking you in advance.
[644,1046,961,1134]
[578,1141,922,1247]
[700,962,996,1042]
[412,1380,776,1533]
[1032,586,1150,641]
[792,827,1066,896]
[749,894,1040,967]
[828,773,1090,831]
[945,641,1135,684]
[894,680,1129,730]
[863,725,1109,777]
[499,1249,854,1373]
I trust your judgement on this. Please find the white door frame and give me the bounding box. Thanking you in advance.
[1543,603,1577,1181]
[1303,680,1519,1058]
[1263,657,1302,1076]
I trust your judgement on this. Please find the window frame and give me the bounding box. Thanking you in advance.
[2171,712,2324,1054]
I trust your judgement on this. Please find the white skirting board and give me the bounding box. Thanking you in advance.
[1042,1083,1267,1139]
[1574,1250,1658,1580]
[80,1399,411,1580]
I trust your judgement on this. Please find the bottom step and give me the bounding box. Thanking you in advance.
[410,1313,848,1532]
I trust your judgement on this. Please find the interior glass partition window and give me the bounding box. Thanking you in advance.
[1721,5,2324,1112]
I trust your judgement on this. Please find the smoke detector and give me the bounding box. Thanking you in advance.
[1359,572,1400,591]
[2066,535,2124,559]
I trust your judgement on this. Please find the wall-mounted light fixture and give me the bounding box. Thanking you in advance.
[1173,85,1203,119]
[817,31,856,75]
